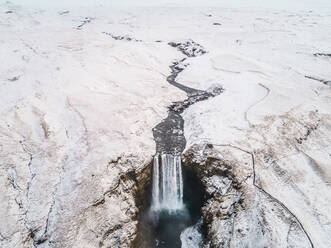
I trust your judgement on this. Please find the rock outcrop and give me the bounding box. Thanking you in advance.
[183,144,313,248]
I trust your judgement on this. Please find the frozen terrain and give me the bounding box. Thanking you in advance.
[0,1,331,247]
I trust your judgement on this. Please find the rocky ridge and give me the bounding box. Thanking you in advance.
[183,143,313,247]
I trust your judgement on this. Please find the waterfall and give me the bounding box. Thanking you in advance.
[152,154,184,212]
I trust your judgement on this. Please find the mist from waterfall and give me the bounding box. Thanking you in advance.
[135,153,205,247]
[151,154,184,212]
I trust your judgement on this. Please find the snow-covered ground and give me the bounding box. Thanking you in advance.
[0,1,330,247]
[4,0,331,12]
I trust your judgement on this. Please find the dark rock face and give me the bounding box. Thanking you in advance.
[310,54,331,86]
[168,40,207,57]
[58,10,69,15]
[76,17,93,30]
[313,53,331,57]
[7,76,20,82]
[305,75,331,86]
[102,32,142,42]
[183,143,313,248]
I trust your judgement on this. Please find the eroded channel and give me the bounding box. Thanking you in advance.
[134,40,223,248]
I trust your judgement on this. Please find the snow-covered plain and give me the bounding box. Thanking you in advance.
[0,1,331,247]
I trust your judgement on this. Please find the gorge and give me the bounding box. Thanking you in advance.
[136,40,223,247]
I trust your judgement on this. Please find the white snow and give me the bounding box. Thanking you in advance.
[0,1,330,247]
[180,219,203,248]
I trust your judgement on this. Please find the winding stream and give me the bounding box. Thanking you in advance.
[142,40,223,247]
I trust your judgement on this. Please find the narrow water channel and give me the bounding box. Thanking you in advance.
[135,40,223,247]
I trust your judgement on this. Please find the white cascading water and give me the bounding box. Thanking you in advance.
[152,154,184,211]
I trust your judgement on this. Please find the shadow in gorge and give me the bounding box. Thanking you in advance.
[134,166,206,248]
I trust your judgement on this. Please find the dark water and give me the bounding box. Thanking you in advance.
[135,167,205,248]
[135,40,221,248]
